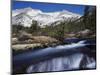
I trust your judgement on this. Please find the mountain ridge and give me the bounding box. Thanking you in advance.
[12,7,81,27]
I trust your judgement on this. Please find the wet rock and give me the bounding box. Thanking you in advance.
[77,29,92,37]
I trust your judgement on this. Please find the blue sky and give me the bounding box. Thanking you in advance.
[12,1,86,15]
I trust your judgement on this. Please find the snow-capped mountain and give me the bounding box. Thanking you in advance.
[12,7,81,27]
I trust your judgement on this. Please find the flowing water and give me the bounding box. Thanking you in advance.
[13,39,96,74]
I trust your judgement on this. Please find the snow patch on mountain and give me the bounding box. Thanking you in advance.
[12,7,81,27]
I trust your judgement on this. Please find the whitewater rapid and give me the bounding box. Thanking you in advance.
[13,40,96,74]
[27,53,95,73]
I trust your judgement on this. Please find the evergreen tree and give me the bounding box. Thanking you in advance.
[55,22,65,42]
[29,20,38,34]
[83,6,96,32]
[12,24,23,34]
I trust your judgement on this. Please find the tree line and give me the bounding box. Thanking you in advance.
[12,6,96,42]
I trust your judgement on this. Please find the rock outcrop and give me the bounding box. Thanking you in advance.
[12,31,59,51]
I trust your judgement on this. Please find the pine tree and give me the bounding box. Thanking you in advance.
[83,6,96,32]
[29,20,38,34]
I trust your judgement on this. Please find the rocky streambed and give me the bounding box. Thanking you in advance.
[12,35,59,53]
